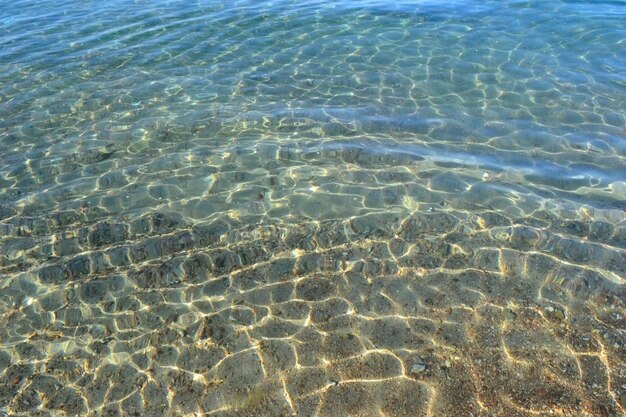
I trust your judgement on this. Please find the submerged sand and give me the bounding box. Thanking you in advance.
[1,188,624,416]
[1,0,625,414]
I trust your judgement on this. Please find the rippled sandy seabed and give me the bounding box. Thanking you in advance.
[0,0,625,416]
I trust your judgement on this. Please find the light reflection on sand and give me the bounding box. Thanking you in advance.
[1,0,625,415]
[1,181,624,415]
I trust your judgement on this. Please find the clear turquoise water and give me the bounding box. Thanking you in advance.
[0,1,625,416]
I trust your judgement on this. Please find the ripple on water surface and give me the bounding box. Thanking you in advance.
[0,0,625,416]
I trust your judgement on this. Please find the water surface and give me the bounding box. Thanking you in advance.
[0,1,625,416]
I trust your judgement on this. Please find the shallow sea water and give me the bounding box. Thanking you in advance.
[0,0,625,416]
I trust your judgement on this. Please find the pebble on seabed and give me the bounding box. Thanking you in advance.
[411,362,427,374]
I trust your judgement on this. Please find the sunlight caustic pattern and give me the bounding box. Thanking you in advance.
[0,0,625,416]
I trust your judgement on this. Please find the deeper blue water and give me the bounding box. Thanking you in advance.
[0,1,625,416]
